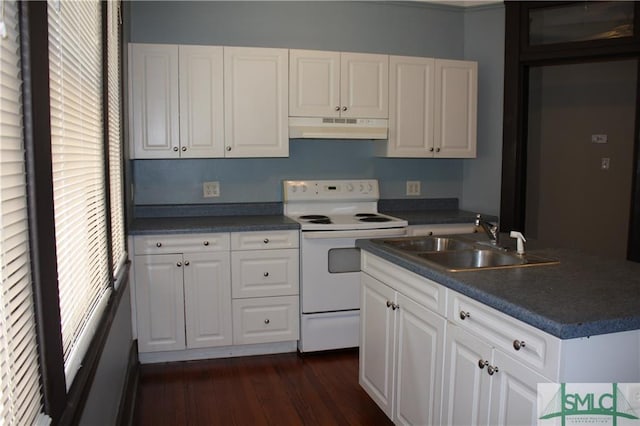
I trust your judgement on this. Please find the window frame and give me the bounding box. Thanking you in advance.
[19,1,130,423]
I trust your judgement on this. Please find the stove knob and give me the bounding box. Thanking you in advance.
[301,185,307,192]
[359,184,364,192]
[368,183,374,192]
[291,186,297,193]
[346,184,354,192]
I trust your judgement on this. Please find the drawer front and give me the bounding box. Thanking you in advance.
[231,230,299,250]
[362,251,446,317]
[232,296,299,345]
[406,223,477,237]
[448,291,560,379]
[134,233,230,255]
[232,249,299,298]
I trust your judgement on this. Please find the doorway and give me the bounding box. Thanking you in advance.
[525,60,638,258]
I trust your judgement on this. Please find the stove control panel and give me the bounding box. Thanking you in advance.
[283,179,380,201]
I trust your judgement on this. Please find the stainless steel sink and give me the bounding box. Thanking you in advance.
[416,249,558,272]
[380,236,473,252]
[373,235,559,272]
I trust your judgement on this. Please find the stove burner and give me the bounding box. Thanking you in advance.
[309,218,332,224]
[359,216,392,223]
[354,213,378,217]
[299,215,330,220]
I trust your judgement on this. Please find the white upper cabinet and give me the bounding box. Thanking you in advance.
[382,56,477,158]
[434,59,477,158]
[290,50,389,119]
[179,45,225,158]
[130,44,288,158]
[130,44,180,159]
[224,47,289,157]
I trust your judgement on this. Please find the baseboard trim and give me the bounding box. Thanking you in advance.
[116,340,139,426]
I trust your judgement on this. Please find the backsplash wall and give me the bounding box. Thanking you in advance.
[133,140,463,204]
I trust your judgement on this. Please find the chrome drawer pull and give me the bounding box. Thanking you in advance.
[263,238,269,244]
[460,311,471,320]
[478,359,488,369]
[386,300,392,308]
[176,262,182,267]
[156,242,162,247]
[184,261,190,266]
[264,319,270,324]
[487,365,499,376]
[203,241,209,246]
[263,272,269,277]
[513,340,526,351]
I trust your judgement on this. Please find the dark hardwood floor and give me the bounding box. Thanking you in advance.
[133,349,393,426]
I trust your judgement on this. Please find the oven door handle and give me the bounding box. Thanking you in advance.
[302,228,407,239]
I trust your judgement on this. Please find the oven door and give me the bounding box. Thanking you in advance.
[300,228,406,313]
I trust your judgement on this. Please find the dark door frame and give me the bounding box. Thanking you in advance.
[500,1,640,261]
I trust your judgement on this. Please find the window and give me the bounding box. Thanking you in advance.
[47,0,112,387]
[0,0,46,423]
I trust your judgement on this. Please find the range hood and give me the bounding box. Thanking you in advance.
[288,117,388,140]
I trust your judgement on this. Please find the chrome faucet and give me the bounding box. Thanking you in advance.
[475,214,499,245]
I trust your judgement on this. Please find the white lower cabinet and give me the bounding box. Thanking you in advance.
[133,230,299,360]
[134,235,231,353]
[360,270,445,425]
[360,251,640,426]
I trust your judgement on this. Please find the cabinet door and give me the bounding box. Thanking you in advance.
[387,56,435,158]
[289,49,340,118]
[434,59,477,158]
[130,44,179,159]
[135,254,185,352]
[179,45,224,158]
[341,53,389,119]
[441,325,492,426]
[394,293,445,426]
[183,251,232,349]
[224,47,288,157]
[359,273,396,418]
[489,350,550,426]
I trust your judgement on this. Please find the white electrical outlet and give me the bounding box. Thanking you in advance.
[203,181,220,198]
[601,157,610,171]
[406,181,421,196]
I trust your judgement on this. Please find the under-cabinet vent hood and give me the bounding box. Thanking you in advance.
[288,117,388,140]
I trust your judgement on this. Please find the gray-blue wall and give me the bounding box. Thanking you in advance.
[129,1,504,214]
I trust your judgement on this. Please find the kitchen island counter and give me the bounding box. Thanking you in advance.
[356,237,640,340]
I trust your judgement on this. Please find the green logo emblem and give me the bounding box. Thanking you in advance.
[539,383,640,425]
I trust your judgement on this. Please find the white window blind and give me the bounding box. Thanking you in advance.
[0,0,46,423]
[107,0,126,282]
[47,0,112,387]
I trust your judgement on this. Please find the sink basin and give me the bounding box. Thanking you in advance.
[378,236,473,252]
[417,249,559,272]
[372,235,559,272]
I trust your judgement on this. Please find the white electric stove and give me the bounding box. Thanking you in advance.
[283,179,407,352]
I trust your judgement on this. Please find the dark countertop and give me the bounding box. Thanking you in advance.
[129,215,299,235]
[356,236,640,340]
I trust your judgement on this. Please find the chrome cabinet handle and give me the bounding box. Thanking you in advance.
[156,242,162,247]
[173,147,179,152]
[513,340,526,351]
[264,319,270,324]
[460,311,471,320]
[392,303,399,311]
[386,300,392,308]
[176,262,182,267]
[263,272,269,277]
[335,106,340,111]
[181,146,187,152]
[436,147,441,152]
[429,147,434,152]
[203,241,209,246]
[226,146,232,151]
[478,359,488,369]
[487,365,499,375]
[342,106,347,111]
[184,261,190,266]
[263,238,269,244]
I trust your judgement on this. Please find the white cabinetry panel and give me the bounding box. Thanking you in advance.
[232,296,299,344]
[224,47,289,157]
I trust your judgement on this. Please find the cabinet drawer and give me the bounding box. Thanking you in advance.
[448,291,560,379]
[232,296,299,345]
[362,252,447,317]
[231,249,299,298]
[134,233,230,255]
[231,230,298,250]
